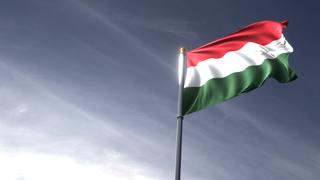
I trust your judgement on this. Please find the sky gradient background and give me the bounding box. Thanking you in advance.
[0,0,319,179]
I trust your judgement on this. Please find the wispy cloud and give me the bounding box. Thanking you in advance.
[0,60,170,179]
[109,14,199,39]
[69,0,175,72]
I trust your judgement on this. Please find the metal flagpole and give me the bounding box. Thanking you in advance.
[175,47,187,180]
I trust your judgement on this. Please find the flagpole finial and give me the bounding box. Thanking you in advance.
[179,47,186,54]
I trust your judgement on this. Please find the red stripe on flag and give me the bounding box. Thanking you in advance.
[187,20,289,67]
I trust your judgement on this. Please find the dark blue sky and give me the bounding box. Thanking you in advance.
[0,0,319,179]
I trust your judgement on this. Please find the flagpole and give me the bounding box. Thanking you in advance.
[175,47,187,180]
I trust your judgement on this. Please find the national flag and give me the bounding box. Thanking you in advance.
[182,20,297,115]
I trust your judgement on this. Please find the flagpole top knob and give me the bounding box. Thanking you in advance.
[179,47,186,54]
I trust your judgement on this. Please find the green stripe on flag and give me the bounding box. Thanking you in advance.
[182,53,297,115]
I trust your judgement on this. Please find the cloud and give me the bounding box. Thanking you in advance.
[69,0,174,72]
[109,14,199,39]
[0,148,157,180]
[0,60,170,179]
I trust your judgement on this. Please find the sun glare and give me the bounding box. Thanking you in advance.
[0,151,154,180]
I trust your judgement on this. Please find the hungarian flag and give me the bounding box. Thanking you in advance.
[182,20,297,115]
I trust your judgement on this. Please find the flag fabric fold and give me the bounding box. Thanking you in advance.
[182,20,297,115]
